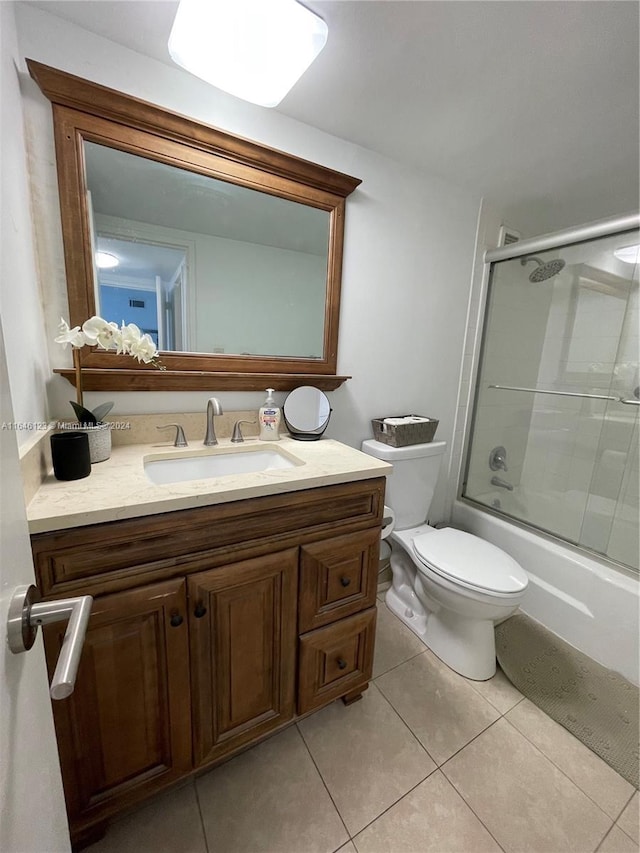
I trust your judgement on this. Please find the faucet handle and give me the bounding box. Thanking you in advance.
[231,420,256,443]
[489,445,508,472]
[157,424,188,447]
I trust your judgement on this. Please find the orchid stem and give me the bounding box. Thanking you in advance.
[72,347,83,407]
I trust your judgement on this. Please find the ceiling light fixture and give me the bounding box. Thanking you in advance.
[613,243,640,265]
[95,251,119,269]
[168,0,328,108]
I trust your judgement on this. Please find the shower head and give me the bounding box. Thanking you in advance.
[520,255,566,282]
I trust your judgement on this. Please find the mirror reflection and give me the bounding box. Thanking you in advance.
[85,141,331,357]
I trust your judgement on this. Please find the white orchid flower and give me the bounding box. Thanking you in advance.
[54,317,87,349]
[82,316,120,350]
[55,315,164,375]
[118,322,143,355]
[128,333,158,364]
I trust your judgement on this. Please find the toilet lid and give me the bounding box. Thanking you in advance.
[412,528,528,594]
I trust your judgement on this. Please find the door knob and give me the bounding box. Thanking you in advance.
[7,584,93,700]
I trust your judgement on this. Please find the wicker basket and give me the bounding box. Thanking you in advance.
[371,415,438,448]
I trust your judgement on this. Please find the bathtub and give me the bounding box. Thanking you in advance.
[452,495,640,685]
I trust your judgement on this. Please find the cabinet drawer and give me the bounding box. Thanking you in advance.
[298,528,380,633]
[298,607,377,715]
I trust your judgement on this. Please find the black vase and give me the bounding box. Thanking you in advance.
[50,431,91,481]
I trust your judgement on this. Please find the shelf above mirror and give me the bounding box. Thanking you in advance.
[54,368,351,392]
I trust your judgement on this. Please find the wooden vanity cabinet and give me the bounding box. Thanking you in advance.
[32,478,384,844]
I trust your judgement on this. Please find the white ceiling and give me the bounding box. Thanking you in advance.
[28,0,640,232]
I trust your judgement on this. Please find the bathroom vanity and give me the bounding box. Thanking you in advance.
[26,436,388,846]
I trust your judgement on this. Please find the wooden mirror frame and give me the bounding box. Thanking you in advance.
[28,60,361,392]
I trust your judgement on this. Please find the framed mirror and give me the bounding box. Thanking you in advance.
[28,60,361,391]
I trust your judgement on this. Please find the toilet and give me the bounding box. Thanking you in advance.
[361,438,528,680]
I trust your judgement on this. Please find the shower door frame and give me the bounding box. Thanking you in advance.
[483,211,640,265]
[457,210,640,576]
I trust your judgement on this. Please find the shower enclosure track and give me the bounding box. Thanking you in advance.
[489,384,640,405]
[484,212,640,264]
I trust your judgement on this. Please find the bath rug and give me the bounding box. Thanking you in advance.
[495,613,639,788]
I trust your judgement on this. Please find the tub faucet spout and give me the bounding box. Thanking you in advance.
[491,475,514,491]
[204,397,223,446]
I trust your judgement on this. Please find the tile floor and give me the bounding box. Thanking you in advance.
[88,595,639,853]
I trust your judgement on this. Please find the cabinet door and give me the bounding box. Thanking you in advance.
[189,549,298,766]
[44,579,191,833]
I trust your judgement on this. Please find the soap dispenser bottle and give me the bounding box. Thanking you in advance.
[258,388,281,441]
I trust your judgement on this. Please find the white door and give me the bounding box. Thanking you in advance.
[0,322,70,852]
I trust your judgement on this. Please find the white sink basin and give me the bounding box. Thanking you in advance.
[144,446,300,485]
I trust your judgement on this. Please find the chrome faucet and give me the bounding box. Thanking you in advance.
[491,475,514,491]
[204,397,223,446]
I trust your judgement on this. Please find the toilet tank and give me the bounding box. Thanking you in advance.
[361,439,446,529]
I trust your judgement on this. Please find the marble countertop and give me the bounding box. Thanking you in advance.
[26,436,391,534]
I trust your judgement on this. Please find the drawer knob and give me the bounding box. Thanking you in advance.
[170,611,183,627]
[194,602,207,618]
[340,577,351,588]
[337,657,347,670]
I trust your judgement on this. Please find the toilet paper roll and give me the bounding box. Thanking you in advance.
[381,505,395,539]
[383,416,430,426]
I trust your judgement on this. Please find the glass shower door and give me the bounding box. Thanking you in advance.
[462,229,639,572]
[580,249,639,567]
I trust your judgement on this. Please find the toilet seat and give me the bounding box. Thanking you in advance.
[412,528,528,596]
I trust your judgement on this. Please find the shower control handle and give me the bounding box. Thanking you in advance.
[489,446,508,472]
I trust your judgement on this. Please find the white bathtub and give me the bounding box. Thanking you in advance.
[452,497,640,685]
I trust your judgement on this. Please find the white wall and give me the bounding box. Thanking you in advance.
[0,1,51,447]
[445,199,502,517]
[13,4,482,520]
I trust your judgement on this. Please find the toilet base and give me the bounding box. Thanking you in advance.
[385,585,498,681]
